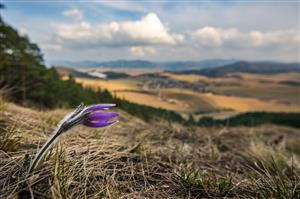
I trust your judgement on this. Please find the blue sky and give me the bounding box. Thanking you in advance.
[2,0,299,64]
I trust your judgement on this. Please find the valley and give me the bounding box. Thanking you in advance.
[64,67,300,118]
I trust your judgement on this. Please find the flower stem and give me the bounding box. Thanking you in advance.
[28,128,62,173]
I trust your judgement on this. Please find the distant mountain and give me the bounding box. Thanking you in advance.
[50,59,237,71]
[50,60,156,68]
[54,60,300,77]
[180,61,300,77]
[159,59,237,70]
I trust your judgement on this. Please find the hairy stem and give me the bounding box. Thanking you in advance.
[28,128,63,173]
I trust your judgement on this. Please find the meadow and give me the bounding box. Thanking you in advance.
[1,100,299,198]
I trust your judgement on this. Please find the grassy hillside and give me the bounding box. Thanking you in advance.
[0,100,299,198]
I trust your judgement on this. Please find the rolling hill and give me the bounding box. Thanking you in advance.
[180,61,300,77]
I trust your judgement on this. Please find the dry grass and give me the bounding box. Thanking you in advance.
[76,78,140,92]
[116,90,191,113]
[163,72,300,85]
[159,88,299,113]
[162,72,243,84]
[114,89,215,114]
[1,102,299,198]
[165,71,300,112]
[235,72,300,83]
[199,92,299,112]
[209,82,300,105]
[162,73,210,83]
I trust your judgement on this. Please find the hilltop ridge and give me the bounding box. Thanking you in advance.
[179,61,300,76]
[50,59,299,75]
[50,59,237,70]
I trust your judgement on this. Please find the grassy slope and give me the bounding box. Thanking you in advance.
[0,100,299,198]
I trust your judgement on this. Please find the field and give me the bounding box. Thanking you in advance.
[76,78,139,91]
[1,100,299,198]
[75,71,300,117]
[163,72,300,84]
[163,72,300,104]
[159,88,299,112]
[209,83,299,104]
[162,73,210,83]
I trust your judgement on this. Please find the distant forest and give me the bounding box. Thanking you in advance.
[197,112,300,128]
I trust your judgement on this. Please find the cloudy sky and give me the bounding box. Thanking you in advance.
[2,0,299,64]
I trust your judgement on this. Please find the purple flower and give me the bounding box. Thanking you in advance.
[28,103,119,173]
[83,104,119,128]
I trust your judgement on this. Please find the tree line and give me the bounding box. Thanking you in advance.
[194,112,300,128]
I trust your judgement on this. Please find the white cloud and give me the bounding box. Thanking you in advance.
[157,2,299,33]
[115,13,184,45]
[63,8,83,20]
[190,26,224,47]
[97,1,146,13]
[41,43,62,51]
[57,21,94,40]
[249,30,300,48]
[4,1,299,62]
[51,19,299,61]
[54,13,184,48]
[19,26,29,36]
[190,26,300,50]
[130,46,156,57]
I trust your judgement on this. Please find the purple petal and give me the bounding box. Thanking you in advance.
[84,120,118,128]
[84,104,116,112]
[88,112,119,121]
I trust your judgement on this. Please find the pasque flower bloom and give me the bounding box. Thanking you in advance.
[83,104,119,128]
[28,103,119,173]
